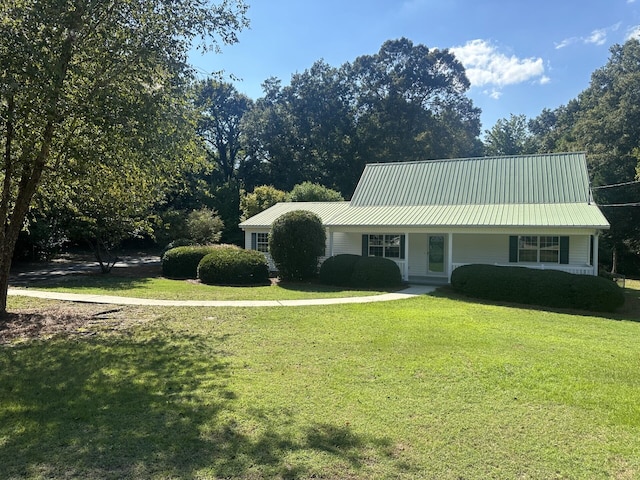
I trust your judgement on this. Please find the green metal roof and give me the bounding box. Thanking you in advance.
[239,154,610,231]
[350,152,592,206]
[325,203,610,228]
[238,202,350,228]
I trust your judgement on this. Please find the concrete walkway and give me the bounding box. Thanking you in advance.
[7,285,435,307]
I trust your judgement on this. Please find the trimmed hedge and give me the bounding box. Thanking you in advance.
[451,264,625,312]
[319,254,403,288]
[161,238,197,255]
[161,245,221,279]
[198,247,269,286]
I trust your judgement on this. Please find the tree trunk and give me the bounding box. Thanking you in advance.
[611,246,618,275]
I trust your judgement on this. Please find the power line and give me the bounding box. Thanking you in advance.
[592,180,640,190]
[599,202,640,207]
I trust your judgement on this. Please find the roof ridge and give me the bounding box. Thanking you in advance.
[364,151,586,168]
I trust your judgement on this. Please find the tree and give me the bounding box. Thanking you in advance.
[186,208,224,245]
[0,0,248,313]
[195,80,252,184]
[287,182,344,202]
[348,38,483,170]
[269,210,326,281]
[484,114,535,156]
[527,39,640,274]
[240,185,287,220]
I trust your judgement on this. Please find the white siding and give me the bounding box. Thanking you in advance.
[453,234,508,264]
[331,232,362,256]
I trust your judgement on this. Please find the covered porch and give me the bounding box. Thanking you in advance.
[327,230,601,285]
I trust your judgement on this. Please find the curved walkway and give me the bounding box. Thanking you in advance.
[7,285,435,307]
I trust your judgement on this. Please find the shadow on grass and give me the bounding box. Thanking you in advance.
[433,286,640,323]
[33,274,156,292]
[276,280,400,295]
[0,328,405,478]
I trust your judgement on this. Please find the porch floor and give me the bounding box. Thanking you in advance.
[408,275,450,286]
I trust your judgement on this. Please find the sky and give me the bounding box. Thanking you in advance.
[189,0,640,131]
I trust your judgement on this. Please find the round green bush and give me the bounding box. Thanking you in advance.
[350,256,403,288]
[161,245,221,279]
[451,264,625,312]
[197,247,269,285]
[319,254,362,286]
[319,254,403,288]
[269,210,326,281]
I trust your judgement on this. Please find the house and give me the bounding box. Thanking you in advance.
[239,153,610,284]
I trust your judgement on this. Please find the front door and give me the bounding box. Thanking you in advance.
[428,235,445,273]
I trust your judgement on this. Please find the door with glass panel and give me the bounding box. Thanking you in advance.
[428,235,445,273]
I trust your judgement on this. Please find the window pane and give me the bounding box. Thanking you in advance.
[540,250,559,263]
[369,246,383,257]
[519,250,538,262]
[384,235,400,258]
[540,236,558,248]
[519,236,537,248]
[257,233,269,253]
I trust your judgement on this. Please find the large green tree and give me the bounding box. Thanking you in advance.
[528,39,640,273]
[484,114,535,156]
[0,0,248,313]
[242,39,483,196]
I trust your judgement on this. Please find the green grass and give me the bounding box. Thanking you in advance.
[26,274,396,300]
[2,288,640,479]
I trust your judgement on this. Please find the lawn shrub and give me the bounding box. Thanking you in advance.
[161,245,221,279]
[320,254,402,288]
[162,238,197,255]
[319,254,361,286]
[197,246,269,285]
[451,264,625,312]
[351,256,403,288]
[269,210,326,281]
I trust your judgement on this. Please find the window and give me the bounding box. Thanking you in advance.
[256,232,269,253]
[518,235,559,263]
[368,234,404,259]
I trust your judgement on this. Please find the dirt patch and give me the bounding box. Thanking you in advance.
[0,303,146,345]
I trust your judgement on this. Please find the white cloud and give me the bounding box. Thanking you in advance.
[556,23,621,49]
[627,25,640,40]
[586,28,608,45]
[628,0,637,4]
[450,39,546,98]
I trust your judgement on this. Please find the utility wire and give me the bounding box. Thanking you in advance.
[592,180,640,190]
[599,202,640,207]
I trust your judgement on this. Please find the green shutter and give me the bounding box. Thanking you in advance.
[560,236,569,264]
[362,235,369,256]
[400,235,406,260]
[509,236,518,262]
[251,232,257,250]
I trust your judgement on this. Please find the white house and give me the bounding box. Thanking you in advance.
[239,153,610,284]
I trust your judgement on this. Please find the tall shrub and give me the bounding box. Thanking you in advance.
[269,210,326,281]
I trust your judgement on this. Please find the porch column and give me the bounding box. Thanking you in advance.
[404,232,410,281]
[447,233,454,283]
[329,229,334,257]
[593,233,599,276]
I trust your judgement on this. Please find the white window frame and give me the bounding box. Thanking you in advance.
[518,235,559,263]
[256,232,269,253]
[368,234,404,259]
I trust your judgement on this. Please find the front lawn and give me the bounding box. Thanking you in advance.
[1,290,639,478]
[20,274,397,301]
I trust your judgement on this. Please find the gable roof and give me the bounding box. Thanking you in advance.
[350,152,592,206]
[239,153,610,230]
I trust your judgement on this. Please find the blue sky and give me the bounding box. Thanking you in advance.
[190,0,640,131]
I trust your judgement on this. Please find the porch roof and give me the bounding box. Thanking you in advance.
[324,203,610,229]
[239,201,350,228]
